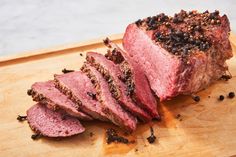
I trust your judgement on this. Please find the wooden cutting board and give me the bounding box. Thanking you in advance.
[1,33,236,157]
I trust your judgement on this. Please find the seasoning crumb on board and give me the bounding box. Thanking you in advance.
[220,74,231,81]
[17,115,27,122]
[31,133,41,140]
[27,89,33,95]
[147,127,156,144]
[80,53,83,56]
[192,95,200,102]
[228,92,235,98]
[106,128,129,144]
[218,95,224,101]
[62,68,75,74]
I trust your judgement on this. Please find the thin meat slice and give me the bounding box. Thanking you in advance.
[27,103,85,138]
[86,52,152,122]
[104,38,159,119]
[81,63,137,132]
[29,80,92,121]
[54,71,108,121]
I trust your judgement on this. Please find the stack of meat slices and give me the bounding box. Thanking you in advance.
[25,10,232,138]
[26,40,158,138]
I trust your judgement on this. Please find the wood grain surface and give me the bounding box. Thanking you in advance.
[0,33,236,157]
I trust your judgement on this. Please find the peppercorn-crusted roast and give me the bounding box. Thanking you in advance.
[103,38,159,119]
[54,71,109,121]
[86,52,153,122]
[29,80,92,121]
[123,10,233,101]
[27,103,85,137]
[24,10,233,138]
[81,63,137,131]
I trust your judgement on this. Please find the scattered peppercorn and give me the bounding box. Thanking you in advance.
[106,128,129,144]
[147,127,156,144]
[135,19,142,27]
[220,74,231,81]
[103,37,111,48]
[192,95,200,102]
[31,133,41,140]
[80,53,83,56]
[17,115,27,122]
[27,89,33,96]
[218,95,224,101]
[62,68,75,74]
[87,92,97,100]
[135,148,139,152]
[228,92,235,98]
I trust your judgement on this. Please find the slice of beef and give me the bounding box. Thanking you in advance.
[54,71,109,121]
[86,52,152,122]
[123,10,233,101]
[27,103,85,138]
[81,63,137,132]
[29,80,92,121]
[104,38,159,119]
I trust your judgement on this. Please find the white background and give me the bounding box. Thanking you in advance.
[0,0,235,56]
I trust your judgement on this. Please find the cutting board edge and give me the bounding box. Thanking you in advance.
[0,33,123,66]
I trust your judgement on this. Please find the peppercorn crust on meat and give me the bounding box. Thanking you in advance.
[123,10,232,101]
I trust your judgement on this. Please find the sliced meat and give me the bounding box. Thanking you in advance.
[86,52,152,122]
[81,63,137,132]
[104,38,159,119]
[123,10,233,101]
[54,71,108,121]
[29,80,92,121]
[27,103,85,138]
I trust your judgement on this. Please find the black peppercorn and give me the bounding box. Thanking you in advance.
[172,17,178,23]
[147,127,156,144]
[135,19,142,27]
[62,68,75,74]
[87,92,97,100]
[220,75,231,81]
[192,95,200,102]
[218,95,224,101]
[214,10,219,16]
[106,128,130,144]
[17,115,27,122]
[31,133,41,140]
[103,37,110,46]
[203,10,209,14]
[27,89,33,96]
[228,92,235,98]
